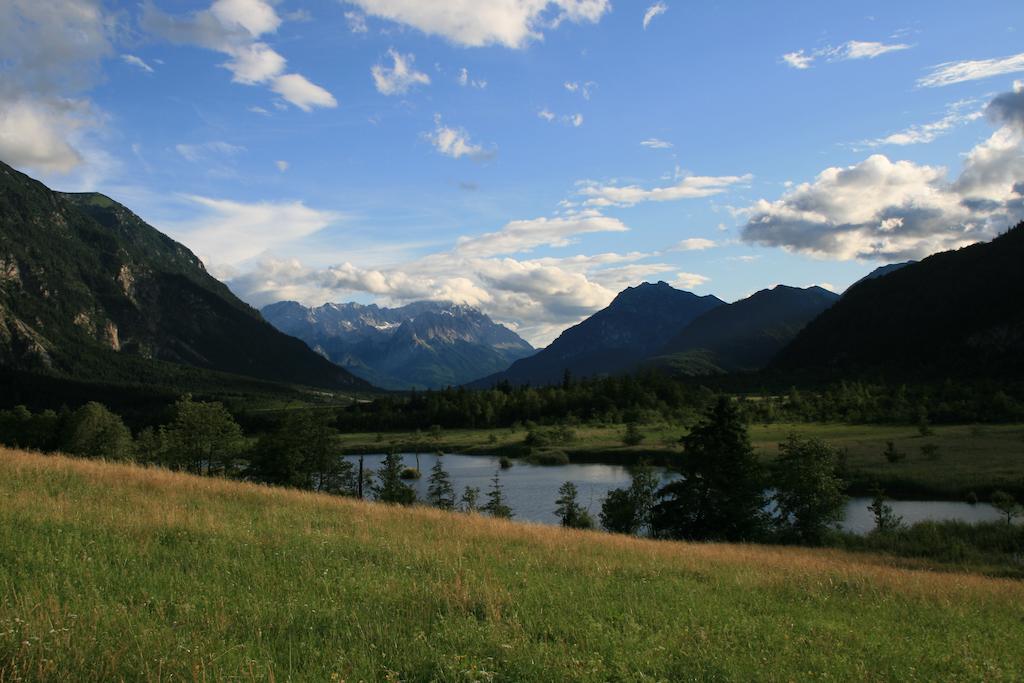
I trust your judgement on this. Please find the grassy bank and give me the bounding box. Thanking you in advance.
[338,422,1024,499]
[3,448,1024,680]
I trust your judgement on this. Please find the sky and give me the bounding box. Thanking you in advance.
[3,0,1024,346]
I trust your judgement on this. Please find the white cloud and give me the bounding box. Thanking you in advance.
[538,108,555,121]
[566,113,584,127]
[165,195,342,267]
[121,54,155,73]
[271,73,338,111]
[458,67,487,88]
[141,0,336,111]
[580,173,752,207]
[0,0,110,176]
[455,213,629,257]
[672,272,709,289]
[740,89,1024,261]
[425,114,493,160]
[640,138,673,149]
[275,160,289,172]
[672,238,716,251]
[783,40,911,70]
[175,140,246,162]
[344,10,368,33]
[643,2,667,30]
[858,99,983,147]
[372,49,430,95]
[342,0,611,49]
[564,80,595,100]
[918,52,1024,88]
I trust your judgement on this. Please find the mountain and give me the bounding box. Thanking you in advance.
[261,300,534,389]
[0,160,369,393]
[773,223,1024,379]
[849,261,915,289]
[471,281,724,387]
[650,285,840,375]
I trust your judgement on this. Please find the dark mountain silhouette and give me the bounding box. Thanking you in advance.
[0,160,369,392]
[262,300,533,389]
[470,281,724,387]
[773,223,1024,379]
[650,285,839,374]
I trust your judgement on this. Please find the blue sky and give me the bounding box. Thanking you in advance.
[3,0,1024,344]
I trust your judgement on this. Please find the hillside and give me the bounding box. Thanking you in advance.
[774,223,1024,379]
[1,447,1022,680]
[262,300,534,389]
[651,285,839,374]
[0,161,368,393]
[473,281,723,387]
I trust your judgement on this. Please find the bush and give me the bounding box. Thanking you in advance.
[60,402,133,460]
[399,467,422,480]
[526,450,570,466]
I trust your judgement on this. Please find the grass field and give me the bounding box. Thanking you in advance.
[3,447,1024,681]
[338,422,1024,499]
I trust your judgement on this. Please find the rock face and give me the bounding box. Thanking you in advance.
[262,300,535,389]
[470,281,725,387]
[0,160,369,390]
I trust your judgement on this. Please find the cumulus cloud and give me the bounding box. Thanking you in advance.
[740,87,1024,261]
[372,49,430,95]
[643,2,667,30]
[121,54,155,73]
[783,40,910,70]
[564,80,595,100]
[0,0,110,175]
[341,0,610,49]
[142,0,336,111]
[580,173,752,207]
[672,272,710,289]
[672,238,716,251]
[275,160,289,172]
[425,114,494,160]
[538,108,555,122]
[918,52,1024,88]
[858,99,983,148]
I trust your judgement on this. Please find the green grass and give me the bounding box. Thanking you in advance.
[340,422,1024,499]
[3,448,1024,681]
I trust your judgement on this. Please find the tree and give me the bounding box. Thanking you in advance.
[622,421,645,447]
[249,411,355,494]
[772,434,846,544]
[600,465,658,535]
[460,486,481,513]
[60,402,133,460]
[554,481,593,529]
[483,470,513,518]
[868,487,903,533]
[134,426,167,464]
[163,395,244,474]
[372,451,416,505]
[427,459,456,509]
[882,440,905,464]
[990,491,1022,526]
[651,397,767,542]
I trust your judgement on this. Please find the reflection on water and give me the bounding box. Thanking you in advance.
[348,453,1007,534]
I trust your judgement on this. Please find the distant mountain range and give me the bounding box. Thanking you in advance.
[262,300,534,389]
[650,285,840,375]
[773,223,1024,379]
[0,161,368,395]
[471,282,724,387]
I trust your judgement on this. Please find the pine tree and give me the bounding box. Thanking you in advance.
[483,470,513,518]
[554,481,592,528]
[868,487,903,533]
[652,397,767,541]
[373,451,416,505]
[427,459,456,510]
[772,434,846,543]
[460,486,481,513]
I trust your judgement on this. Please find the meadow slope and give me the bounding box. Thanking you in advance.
[1,447,1023,681]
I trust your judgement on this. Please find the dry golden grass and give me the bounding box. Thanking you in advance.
[2,446,1023,681]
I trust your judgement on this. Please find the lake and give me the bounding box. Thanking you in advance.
[348,453,1008,533]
